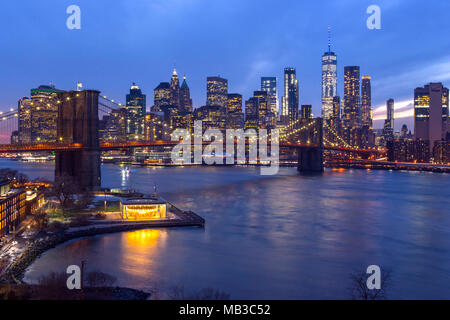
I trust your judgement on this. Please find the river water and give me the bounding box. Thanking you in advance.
[1,158,449,299]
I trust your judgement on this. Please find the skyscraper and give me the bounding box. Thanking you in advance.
[414,83,449,152]
[301,105,312,119]
[343,66,361,129]
[253,90,270,128]
[124,83,146,140]
[261,77,278,117]
[227,93,244,129]
[321,28,337,120]
[170,68,180,108]
[227,93,243,113]
[18,97,32,144]
[244,97,259,130]
[179,76,193,113]
[206,76,228,108]
[281,68,299,124]
[332,96,341,120]
[361,76,372,129]
[383,98,395,141]
[153,82,171,112]
[18,85,64,144]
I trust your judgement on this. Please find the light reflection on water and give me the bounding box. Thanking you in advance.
[1,159,449,299]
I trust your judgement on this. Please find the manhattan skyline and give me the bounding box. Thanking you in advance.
[1,0,450,131]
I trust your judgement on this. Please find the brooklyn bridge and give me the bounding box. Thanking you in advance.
[0,90,386,190]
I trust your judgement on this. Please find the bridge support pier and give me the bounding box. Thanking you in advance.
[297,147,324,172]
[55,149,101,191]
[55,90,101,191]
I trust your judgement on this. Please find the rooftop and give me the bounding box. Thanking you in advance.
[121,196,167,205]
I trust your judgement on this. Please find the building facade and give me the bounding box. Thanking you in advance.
[179,76,193,113]
[343,66,361,130]
[321,50,337,120]
[18,85,64,144]
[206,76,228,108]
[124,83,146,140]
[361,76,372,129]
[261,77,278,117]
[281,68,299,124]
[414,83,449,153]
[0,180,26,238]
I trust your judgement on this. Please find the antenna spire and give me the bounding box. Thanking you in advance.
[328,25,331,53]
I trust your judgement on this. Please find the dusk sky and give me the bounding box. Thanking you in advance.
[1,0,450,130]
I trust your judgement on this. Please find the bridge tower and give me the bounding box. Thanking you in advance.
[55,90,101,191]
[297,118,324,172]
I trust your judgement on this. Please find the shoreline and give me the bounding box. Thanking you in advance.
[1,218,204,283]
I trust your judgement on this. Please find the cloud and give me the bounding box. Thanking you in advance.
[373,56,450,94]
[373,99,414,121]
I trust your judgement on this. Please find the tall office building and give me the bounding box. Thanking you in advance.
[244,97,259,130]
[343,66,361,129]
[227,94,243,113]
[18,97,32,144]
[361,76,372,129]
[261,77,278,116]
[383,98,395,141]
[226,93,244,129]
[170,68,180,108]
[18,85,64,144]
[179,76,193,113]
[281,68,299,124]
[301,105,312,119]
[206,76,228,108]
[253,90,271,128]
[321,29,337,120]
[332,96,341,120]
[124,83,146,140]
[414,83,449,152]
[153,82,171,112]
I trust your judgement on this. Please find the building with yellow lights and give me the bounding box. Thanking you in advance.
[120,197,167,221]
[0,180,26,238]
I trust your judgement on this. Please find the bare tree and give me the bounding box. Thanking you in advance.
[51,174,81,210]
[85,271,117,287]
[31,209,48,231]
[0,168,29,184]
[167,284,230,300]
[349,268,392,300]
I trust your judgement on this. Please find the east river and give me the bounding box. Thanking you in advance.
[1,158,449,299]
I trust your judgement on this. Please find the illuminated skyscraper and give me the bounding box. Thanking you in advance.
[254,90,271,128]
[207,76,228,108]
[361,76,372,129]
[383,99,395,141]
[332,96,341,120]
[153,82,171,112]
[18,97,32,144]
[343,66,361,129]
[244,97,259,130]
[124,83,146,140]
[18,85,64,144]
[261,77,278,117]
[281,68,299,124]
[301,104,312,119]
[226,94,244,129]
[170,68,180,108]
[179,76,193,113]
[321,28,337,120]
[414,83,449,152]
